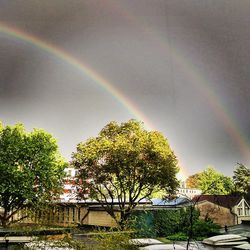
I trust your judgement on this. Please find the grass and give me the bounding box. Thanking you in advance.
[156,237,172,244]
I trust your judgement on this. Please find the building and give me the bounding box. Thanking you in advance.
[151,197,190,208]
[193,195,250,226]
[18,199,152,228]
[177,187,202,199]
[60,167,78,202]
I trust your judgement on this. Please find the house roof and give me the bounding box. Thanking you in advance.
[192,194,243,208]
[53,198,152,205]
[151,197,189,206]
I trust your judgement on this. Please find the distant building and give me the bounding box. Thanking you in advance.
[60,167,78,202]
[193,194,250,226]
[18,199,152,228]
[177,187,202,199]
[178,181,202,199]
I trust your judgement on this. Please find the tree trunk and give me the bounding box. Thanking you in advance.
[186,206,194,250]
[119,212,130,230]
[1,208,11,228]
[1,216,8,228]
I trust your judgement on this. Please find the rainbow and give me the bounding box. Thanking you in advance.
[106,0,250,167]
[0,22,189,179]
[0,21,249,178]
[0,22,154,130]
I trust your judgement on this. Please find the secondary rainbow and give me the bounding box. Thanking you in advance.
[108,1,250,166]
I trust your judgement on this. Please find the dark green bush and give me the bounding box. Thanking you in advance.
[128,210,157,238]
[153,209,182,236]
[129,208,220,239]
[93,232,139,250]
[192,219,220,237]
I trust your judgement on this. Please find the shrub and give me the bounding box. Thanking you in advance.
[192,219,220,238]
[94,232,139,250]
[153,209,182,236]
[166,232,188,241]
[129,208,220,239]
[128,210,157,238]
[23,231,139,250]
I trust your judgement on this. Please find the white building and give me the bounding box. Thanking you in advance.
[60,167,78,202]
[178,187,202,199]
[177,180,202,198]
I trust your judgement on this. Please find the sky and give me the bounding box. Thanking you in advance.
[0,0,249,178]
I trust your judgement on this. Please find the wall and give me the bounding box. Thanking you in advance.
[87,210,119,227]
[196,201,235,226]
[15,204,119,228]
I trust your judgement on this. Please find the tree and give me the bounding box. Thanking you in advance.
[71,120,179,229]
[0,122,66,227]
[233,163,250,195]
[186,173,202,188]
[198,166,233,195]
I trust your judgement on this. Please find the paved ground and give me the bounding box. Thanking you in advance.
[177,241,233,249]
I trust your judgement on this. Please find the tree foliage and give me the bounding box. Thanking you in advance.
[0,122,66,227]
[71,120,179,228]
[233,163,250,195]
[197,166,234,195]
[186,173,202,188]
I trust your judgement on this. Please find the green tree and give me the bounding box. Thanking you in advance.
[72,120,179,229]
[198,166,233,195]
[233,163,250,195]
[0,122,66,227]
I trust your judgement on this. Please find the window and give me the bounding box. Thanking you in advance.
[236,200,250,216]
[245,206,250,216]
[238,208,243,216]
[244,200,250,216]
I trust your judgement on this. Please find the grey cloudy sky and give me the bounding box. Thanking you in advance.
[0,0,249,178]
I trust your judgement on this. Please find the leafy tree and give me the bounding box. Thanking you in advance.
[198,166,233,195]
[71,120,179,229]
[233,163,250,196]
[0,122,66,227]
[186,173,202,188]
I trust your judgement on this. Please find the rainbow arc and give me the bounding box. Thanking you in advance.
[1,21,249,179]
